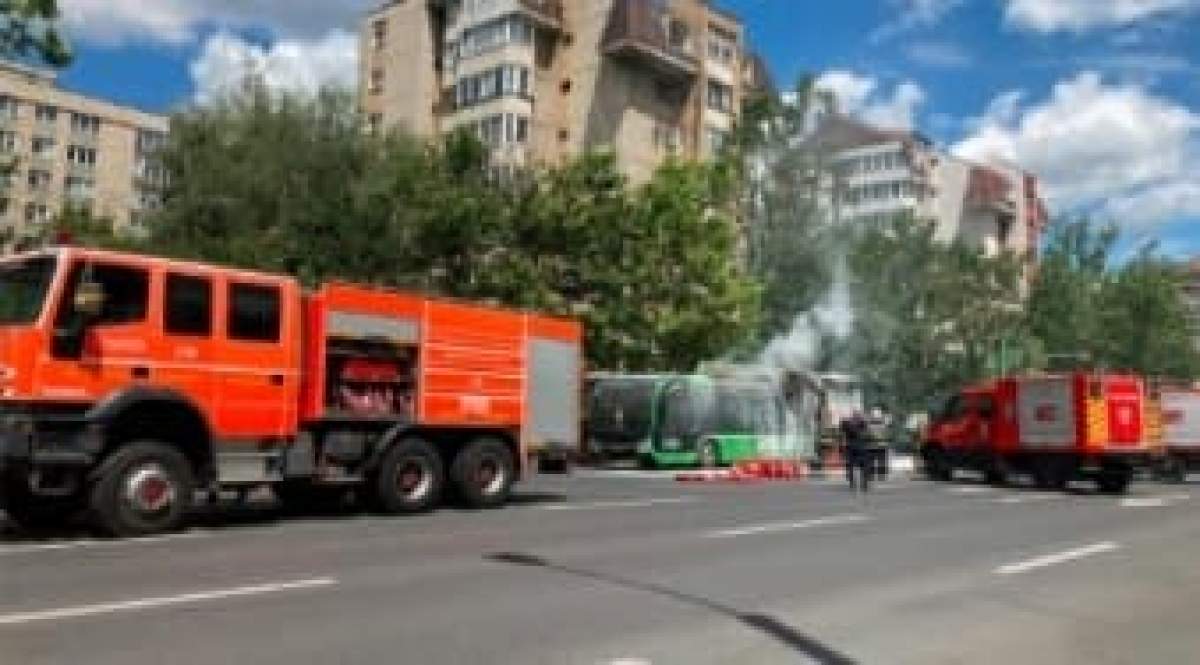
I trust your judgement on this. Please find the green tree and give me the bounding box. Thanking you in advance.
[1026,217,1199,379]
[0,0,70,66]
[136,87,757,372]
[727,75,838,341]
[850,215,1037,414]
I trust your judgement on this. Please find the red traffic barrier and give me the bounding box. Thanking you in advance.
[677,459,809,482]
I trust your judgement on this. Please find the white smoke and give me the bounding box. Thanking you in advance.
[759,253,856,372]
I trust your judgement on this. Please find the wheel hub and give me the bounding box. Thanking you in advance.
[124,465,176,513]
[396,461,431,499]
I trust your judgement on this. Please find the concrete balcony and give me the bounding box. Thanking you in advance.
[603,0,699,81]
[516,0,564,32]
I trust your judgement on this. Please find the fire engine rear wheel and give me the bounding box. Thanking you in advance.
[1032,458,1069,491]
[451,438,515,509]
[373,437,444,514]
[89,442,194,537]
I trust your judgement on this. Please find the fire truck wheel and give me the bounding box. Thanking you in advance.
[1097,468,1132,495]
[89,442,194,537]
[698,441,720,469]
[451,438,515,509]
[924,447,952,481]
[1,483,83,533]
[1159,457,1187,484]
[984,460,1010,486]
[1032,458,1068,491]
[374,437,444,514]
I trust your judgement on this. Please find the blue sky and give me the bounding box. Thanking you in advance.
[53,0,1200,257]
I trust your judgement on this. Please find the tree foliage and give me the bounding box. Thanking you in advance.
[0,0,69,66]
[1028,218,1199,379]
[849,216,1038,413]
[131,88,757,372]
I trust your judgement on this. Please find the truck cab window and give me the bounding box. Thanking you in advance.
[56,262,150,328]
[228,283,281,342]
[165,274,212,336]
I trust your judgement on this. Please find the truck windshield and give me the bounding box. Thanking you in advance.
[0,256,56,325]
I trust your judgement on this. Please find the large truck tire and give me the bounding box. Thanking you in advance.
[373,437,444,514]
[451,438,515,509]
[1032,457,1069,491]
[2,483,83,533]
[984,458,1010,486]
[88,441,195,537]
[1097,467,1133,495]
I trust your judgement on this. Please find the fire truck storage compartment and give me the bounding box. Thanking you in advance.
[325,337,417,419]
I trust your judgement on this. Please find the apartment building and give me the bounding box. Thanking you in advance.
[0,61,169,239]
[809,114,1048,260]
[361,0,756,181]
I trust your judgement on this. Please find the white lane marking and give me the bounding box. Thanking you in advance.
[947,486,996,495]
[994,541,1120,576]
[542,497,696,511]
[608,659,652,665]
[705,513,870,539]
[995,493,1061,505]
[0,531,207,557]
[1120,494,1189,508]
[0,577,338,627]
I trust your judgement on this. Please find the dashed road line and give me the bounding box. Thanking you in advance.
[946,486,997,495]
[995,493,1062,505]
[1120,493,1190,509]
[704,513,870,539]
[0,577,338,626]
[540,497,697,511]
[0,531,208,557]
[994,541,1120,576]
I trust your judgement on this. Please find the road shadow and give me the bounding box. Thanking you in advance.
[0,490,570,542]
[485,551,858,665]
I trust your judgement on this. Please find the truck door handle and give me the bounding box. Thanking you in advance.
[131,366,150,379]
[269,374,285,386]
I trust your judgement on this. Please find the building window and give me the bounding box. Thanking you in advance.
[31,136,55,157]
[65,176,94,201]
[67,145,98,168]
[707,26,737,64]
[653,124,681,154]
[706,126,728,154]
[0,95,16,119]
[24,202,50,224]
[372,18,388,51]
[165,274,213,337]
[454,64,533,109]
[706,80,733,113]
[228,283,282,343]
[27,169,51,191]
[136,129,167,154]
[367,113,383,135]
[0,130,15,153]
[69,112,101,135]
[35,104,57,124]
[370,68,384,94]
[458,15,533,60]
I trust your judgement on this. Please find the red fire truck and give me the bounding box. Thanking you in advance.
[922,373,1156,494]
[0,246,582,535]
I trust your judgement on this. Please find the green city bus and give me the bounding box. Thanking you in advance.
[585,372,812,468]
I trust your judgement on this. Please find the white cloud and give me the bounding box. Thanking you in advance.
[60,0,374,46]
[815,70,927,131]
[871,0,965,42]
[953,72,1200,226]
[1004,0,1200,33]
[190,31,358,104]
[905,41,973,68]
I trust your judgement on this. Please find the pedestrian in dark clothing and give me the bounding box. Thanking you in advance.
[840,411,872,493]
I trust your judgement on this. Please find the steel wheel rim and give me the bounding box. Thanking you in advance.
[123,463,177,515]
[396,458,433,501]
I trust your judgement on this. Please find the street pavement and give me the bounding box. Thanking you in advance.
[1,467,1198,664]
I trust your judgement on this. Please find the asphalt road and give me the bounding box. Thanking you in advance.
[1,467,1198,665]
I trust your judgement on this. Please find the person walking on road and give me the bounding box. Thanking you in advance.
[841,410,872,493]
